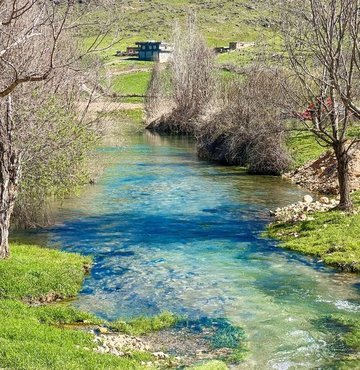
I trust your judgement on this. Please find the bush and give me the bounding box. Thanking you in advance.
[196,68,291,175]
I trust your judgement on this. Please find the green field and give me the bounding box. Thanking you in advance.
[111,70,152,98]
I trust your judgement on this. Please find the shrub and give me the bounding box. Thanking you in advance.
[196,67,291,175]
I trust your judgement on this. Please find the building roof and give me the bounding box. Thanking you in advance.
[136,41,161,45]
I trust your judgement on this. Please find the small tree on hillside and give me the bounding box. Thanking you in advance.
[170,15,216,133]
[280,0,360,211]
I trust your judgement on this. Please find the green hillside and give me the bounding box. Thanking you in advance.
[86,0,277,63]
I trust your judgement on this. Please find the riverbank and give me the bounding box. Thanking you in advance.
[0,243,240,369]
[265,196,360,367]
[0,244,151,369]
[266,192,360,273]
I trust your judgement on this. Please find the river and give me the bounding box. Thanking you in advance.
[15,131,360,369]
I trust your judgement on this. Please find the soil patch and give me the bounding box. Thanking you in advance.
[285,144,360,194]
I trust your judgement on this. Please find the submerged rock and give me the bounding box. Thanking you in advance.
[93,317,246,367]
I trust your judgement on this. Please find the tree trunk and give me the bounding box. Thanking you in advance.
[0,150,19,259]
[0,203,12,259]
[0,96,21,259]
[334,141,353,211]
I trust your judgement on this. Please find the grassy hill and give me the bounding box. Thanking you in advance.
[85,0,278,63]
[117,0,275,44]
[90,0,280,102]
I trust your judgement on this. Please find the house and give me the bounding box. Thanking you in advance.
[115,47,140,57]
[229,41,255,51]
[136,41,172,62]
[214,46,230,54]
[126,46,139,56]
[214,41,255,54]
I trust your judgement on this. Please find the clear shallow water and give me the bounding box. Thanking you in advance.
[16,132,360,369]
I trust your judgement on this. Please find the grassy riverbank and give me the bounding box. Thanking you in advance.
[0,244,152,369]
[0,243,234,369]
[266,197,360,367]
[266,192,360,272]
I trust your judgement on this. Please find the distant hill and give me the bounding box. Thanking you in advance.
[117,0,275,45]
[85,0,278,62]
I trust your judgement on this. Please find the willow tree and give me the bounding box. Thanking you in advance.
[0,0,118,258]
[281,0,360,211]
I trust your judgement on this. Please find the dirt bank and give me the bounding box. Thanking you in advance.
[284,144,360,194]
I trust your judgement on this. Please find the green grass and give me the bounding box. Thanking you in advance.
[266,192,360,272]
[215,36,281,69]
[287,131,327,168]
[111,71,152,97]
[216,49,257,68]
[0,300,138,370]
[83,34,122,64]
[286,123,360,169]
[108,59,154,72]
[0,244,154,369]
[111,311,179,335]
[190,360,228,370]
[0,244,91,300]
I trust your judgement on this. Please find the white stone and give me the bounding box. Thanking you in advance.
[303,195,313,203]
[153,352,169,359]
[319,196,330,204]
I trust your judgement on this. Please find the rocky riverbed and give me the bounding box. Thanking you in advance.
[88,318,245,368]
[270,195,340,223]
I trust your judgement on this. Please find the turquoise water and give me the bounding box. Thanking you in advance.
[18,132,359,368]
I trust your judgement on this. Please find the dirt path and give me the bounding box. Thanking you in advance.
[79,100,144,113]
[110,67,152,76]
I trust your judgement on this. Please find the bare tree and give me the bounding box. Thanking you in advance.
[11,56,102,229]
[146,14,216,134]
[0,0,118,258]
[145,63,171,124]
[280,0,360,211]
